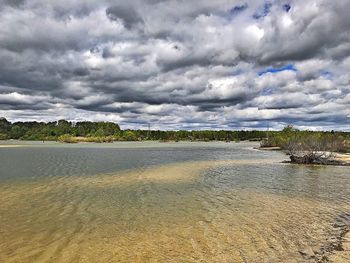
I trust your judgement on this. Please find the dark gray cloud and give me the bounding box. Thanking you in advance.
[0,0,349,130]
[106,4,143,29]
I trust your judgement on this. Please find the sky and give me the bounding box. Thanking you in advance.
[0,0,349,130]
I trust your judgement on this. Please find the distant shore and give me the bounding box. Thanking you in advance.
[0,145,24,148]
[255,146,282,151]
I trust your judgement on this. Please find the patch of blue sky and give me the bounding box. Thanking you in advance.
[261,87,274,95]
[253,2,272,19]
[320,70,333,79]
[229,3,248,16]
[258,64,297,76]
[283,4,291,12]
[225,3,248,22]
[230,69,244,76]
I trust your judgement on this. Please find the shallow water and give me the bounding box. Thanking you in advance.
[0,141,349,262]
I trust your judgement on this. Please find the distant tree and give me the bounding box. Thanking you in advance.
[0,117,10,133]
[10,125,26,139]
[122,130,138,141]
[281,124,298,134]
[94,128,106,137]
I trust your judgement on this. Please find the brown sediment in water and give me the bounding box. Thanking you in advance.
[1,159,350,262]
[344,232,350,251]
[0,159,279,205]
[1,159,277,219]
[1,186,348,262]
[325,229,350,262]
[313,213,350,262]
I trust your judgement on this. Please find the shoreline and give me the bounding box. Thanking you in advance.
[335,153,350,164]
[325,215,350,262]
[258,146,350,166]
[255,146,282,151]
[0,145,24,148]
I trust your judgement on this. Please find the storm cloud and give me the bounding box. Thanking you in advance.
[0,0,349,130]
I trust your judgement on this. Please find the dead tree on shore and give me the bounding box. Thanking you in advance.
[284,135,346,165]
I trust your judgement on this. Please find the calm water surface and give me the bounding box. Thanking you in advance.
[0,141,349,262]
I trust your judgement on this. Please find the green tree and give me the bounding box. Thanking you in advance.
[10,125,26,139]
[122,130,138,141]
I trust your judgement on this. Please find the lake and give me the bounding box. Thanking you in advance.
[0,141,349,262]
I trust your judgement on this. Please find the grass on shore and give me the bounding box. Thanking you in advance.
[58,135,115,143]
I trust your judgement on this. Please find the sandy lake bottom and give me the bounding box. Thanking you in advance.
[1,141,350,262]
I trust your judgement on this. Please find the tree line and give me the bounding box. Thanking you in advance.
[1,118,349,146]
[0,118,120,141]
[1,117,266,142]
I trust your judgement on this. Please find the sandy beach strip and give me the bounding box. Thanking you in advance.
[335,153,350,165]
[0,145,25,148]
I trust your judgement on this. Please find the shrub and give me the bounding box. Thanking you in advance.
[58,134,78,143]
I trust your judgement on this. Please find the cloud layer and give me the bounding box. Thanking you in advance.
[0,0,349,130]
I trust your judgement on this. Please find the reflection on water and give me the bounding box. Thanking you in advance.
[0,142,350,262]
